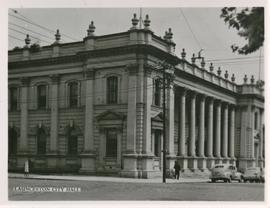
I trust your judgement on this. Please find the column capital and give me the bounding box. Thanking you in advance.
[143,63,155,77]
[228,103,236,109]
[50,74,60,84]
[207,96,214,103]
[126,63,139,76]
[20,77,30,87]
[84,68,95,80]
[198,93,206,101]
[214,99,222,105]
[187,90,197,98]
[222,101,229,108]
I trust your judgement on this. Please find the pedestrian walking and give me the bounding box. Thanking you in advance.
[174,160,181,180]
[24,159,29,177]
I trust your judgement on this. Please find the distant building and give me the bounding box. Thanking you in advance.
[8,14,264,178]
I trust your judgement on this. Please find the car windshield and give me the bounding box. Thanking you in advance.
[245,168,258,173]
[214,165,224,168]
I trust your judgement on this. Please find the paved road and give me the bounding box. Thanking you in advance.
[8,178,264,201]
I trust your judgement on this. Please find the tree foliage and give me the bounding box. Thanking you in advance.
[220,7,264,55]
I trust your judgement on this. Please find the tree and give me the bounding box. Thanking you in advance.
[220,7,264,55]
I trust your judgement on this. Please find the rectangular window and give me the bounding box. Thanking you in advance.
[10,87,18,111]
[69,82,78,107]
[154,79,161,106]
[154,131,160,157]
[38,85,47,109]
[106,129,117,157]
[68,135,78,155]
[107,76,118,104]
[254,112,258,130]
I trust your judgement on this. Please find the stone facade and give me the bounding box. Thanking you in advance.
[8,14,264,178]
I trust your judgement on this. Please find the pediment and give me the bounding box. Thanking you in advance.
[152,112,163,122]
[96,111,126,121]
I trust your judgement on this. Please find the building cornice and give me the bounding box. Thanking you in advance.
[9,44,179,69]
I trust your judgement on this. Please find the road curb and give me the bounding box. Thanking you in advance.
[8,174,210,183]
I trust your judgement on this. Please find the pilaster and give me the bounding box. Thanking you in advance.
[19,77,29,154]
[49,74,59,155]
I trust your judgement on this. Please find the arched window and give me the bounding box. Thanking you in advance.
[8,128,17,155]
[68,127,78,155]
[107,76,118,104]
[9,87,18,111]
[37,85,47,109]
[153,79,161,106]
[69,82,78,107]
[37,128,46,154]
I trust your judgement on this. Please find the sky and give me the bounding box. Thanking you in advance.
[8,7,264,84]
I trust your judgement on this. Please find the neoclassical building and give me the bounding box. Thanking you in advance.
[8,14,264,178]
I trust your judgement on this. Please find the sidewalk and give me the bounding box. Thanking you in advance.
[9,173,210,183]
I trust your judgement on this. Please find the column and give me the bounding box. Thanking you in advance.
[121,64,138,178]
[142,65,154,178]
[259,109,264,168]
[229,106,235,158]
[179,88,186,156]
[167,85,175,156]
[80,68,96,173]
[222,103,228,158]
[207,98,214,157]
[189,92,196,157]
[49,75,59,154]
[83,69,95,153]
[215,101,221,158]
[248,105,255,159]
[259,109,264,159]
[19,77,29,153]
[142,66,153,155]
[198,95,205,157]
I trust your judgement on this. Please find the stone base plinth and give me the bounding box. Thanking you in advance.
[197,157,207,170]
[207,157,215,169]
[120,154,138,178]
[79,154,96,174]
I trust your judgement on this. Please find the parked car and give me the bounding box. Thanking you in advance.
[210,164,242,183]
[260,168,265,183]
[242,167,261,183]
[242,167,264,183]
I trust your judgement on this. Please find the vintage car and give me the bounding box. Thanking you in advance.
[210,164,242,183]
[242,167,264,183]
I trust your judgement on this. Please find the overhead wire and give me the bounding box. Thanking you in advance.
[9,11,77,41]
[9,27,52,44]
[9,35,25,42]
[9,22,55,41]
[179,8,202,51]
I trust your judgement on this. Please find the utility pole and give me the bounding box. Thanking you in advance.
[157,61,175,184]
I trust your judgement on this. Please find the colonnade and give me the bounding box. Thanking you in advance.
[177,88,236,169]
